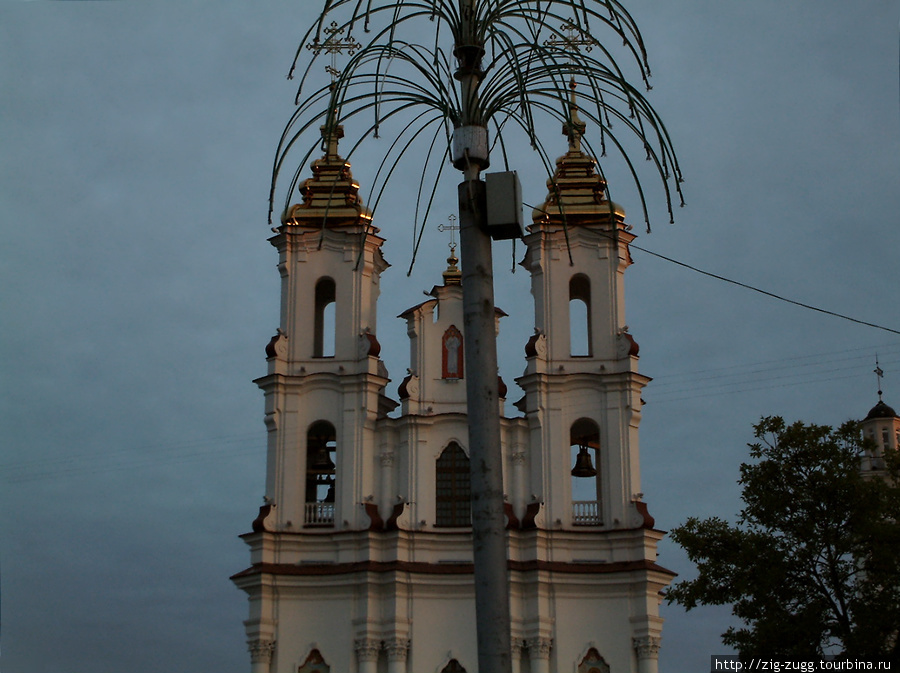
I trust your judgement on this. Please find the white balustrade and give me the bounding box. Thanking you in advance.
[572,500,601,526]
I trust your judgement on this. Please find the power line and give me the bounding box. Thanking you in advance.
[523,200,900,336]
[628,242,900,335]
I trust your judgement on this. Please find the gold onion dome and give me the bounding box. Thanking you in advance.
[282,123,376,231]
[442,246,462,286]
[532,78,626,227]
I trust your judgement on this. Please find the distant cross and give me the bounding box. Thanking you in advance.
[875,356,885,401]
[306,21,361,84]
[544,19,594,59]
[437,214,459,254]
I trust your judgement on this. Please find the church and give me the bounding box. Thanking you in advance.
[231,111,675,673]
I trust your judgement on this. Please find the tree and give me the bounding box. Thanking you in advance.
[667,416,900,661]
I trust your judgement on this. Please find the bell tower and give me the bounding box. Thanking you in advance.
[235,125,394,668]
[514,86,670,673]
[517,91,649,535]
[860,365,900,478]
[260,123,391,533]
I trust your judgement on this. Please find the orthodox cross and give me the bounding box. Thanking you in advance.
[437,214,459,255]
[544,20,592,152]
[875,356,885,401]
[543,19,594,58]
[306,20,361,84]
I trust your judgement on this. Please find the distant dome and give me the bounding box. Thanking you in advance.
[865,400,898,420]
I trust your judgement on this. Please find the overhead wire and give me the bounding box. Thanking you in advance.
[523,199,900,337]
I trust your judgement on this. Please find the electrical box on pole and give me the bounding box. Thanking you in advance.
[485,170,524,240]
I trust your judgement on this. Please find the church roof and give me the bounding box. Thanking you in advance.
[531,79,625,228]
[865,400,899,420]
[281,123,375,230]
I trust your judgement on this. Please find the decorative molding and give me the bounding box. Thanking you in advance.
[510,451,526,466]
[231,558,676,579]
[248,639,275,664]
[354,638,381,662]
[381,451,395,467]
[385,637,410,662]
[632,636,661,658]
[526,637,552,659]
[265,329,289,359]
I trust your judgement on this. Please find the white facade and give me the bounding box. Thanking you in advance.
[233,120,673,673]
[860,399,900,479]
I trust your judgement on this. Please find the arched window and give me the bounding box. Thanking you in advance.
[305,421,336,526]
[577,647,610,673]
[314,277,336,358]
[570,418,602,526]
[298,649,330,673]
[569,274,592,357]
[436,443,471,527]
[441,660,467,673]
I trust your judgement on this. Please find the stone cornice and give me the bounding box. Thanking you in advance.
[231,557,675,580]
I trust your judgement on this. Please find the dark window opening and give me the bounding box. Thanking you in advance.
[436,443,471,527]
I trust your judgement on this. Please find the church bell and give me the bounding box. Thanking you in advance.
[308,445,336,474]
[571,445,597,478]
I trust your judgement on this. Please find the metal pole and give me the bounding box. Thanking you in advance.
[458,179,512,673]
[454,1,512,669]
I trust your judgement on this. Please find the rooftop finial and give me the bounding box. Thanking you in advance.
[320,120,344,159]
[875,355,885,402]
[307,22,360,159]
[437,214,462,285]
[544,21,592,154]
[306,21,361,86]
[564,77,587,153]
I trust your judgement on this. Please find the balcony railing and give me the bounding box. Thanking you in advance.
[572,500,602,526]
[304,502,335,526]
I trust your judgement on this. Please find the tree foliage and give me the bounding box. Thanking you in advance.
[667,416,900,660]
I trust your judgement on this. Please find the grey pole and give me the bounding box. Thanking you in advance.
[453,1,514,670]
[457,179,512,673]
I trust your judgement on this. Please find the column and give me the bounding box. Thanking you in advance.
[526,637,552,673]
[633,636,661,673]
[510,451,526,519]
[248,640,275,673]
[510,637,525,673]
[380,451,395,519]
[355,638,381,673]
[385,637,410,673]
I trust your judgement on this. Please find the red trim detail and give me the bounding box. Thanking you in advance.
[633,501,655,529]
[251,504,273,533]
[442,325,464,379]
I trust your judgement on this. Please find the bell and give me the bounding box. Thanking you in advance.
[571,445,597,478]
[308,445,336,473]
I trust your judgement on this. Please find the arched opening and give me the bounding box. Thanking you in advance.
[314,277,336,358]
[305,421,336,526]
[441,660,467,673]
[435,442,471,527]
[570,418,602,525]
[569,274,592,357]
[577,647,610,673]
[298,649,330,673]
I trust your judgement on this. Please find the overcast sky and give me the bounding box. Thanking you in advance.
[2,2,899,672]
